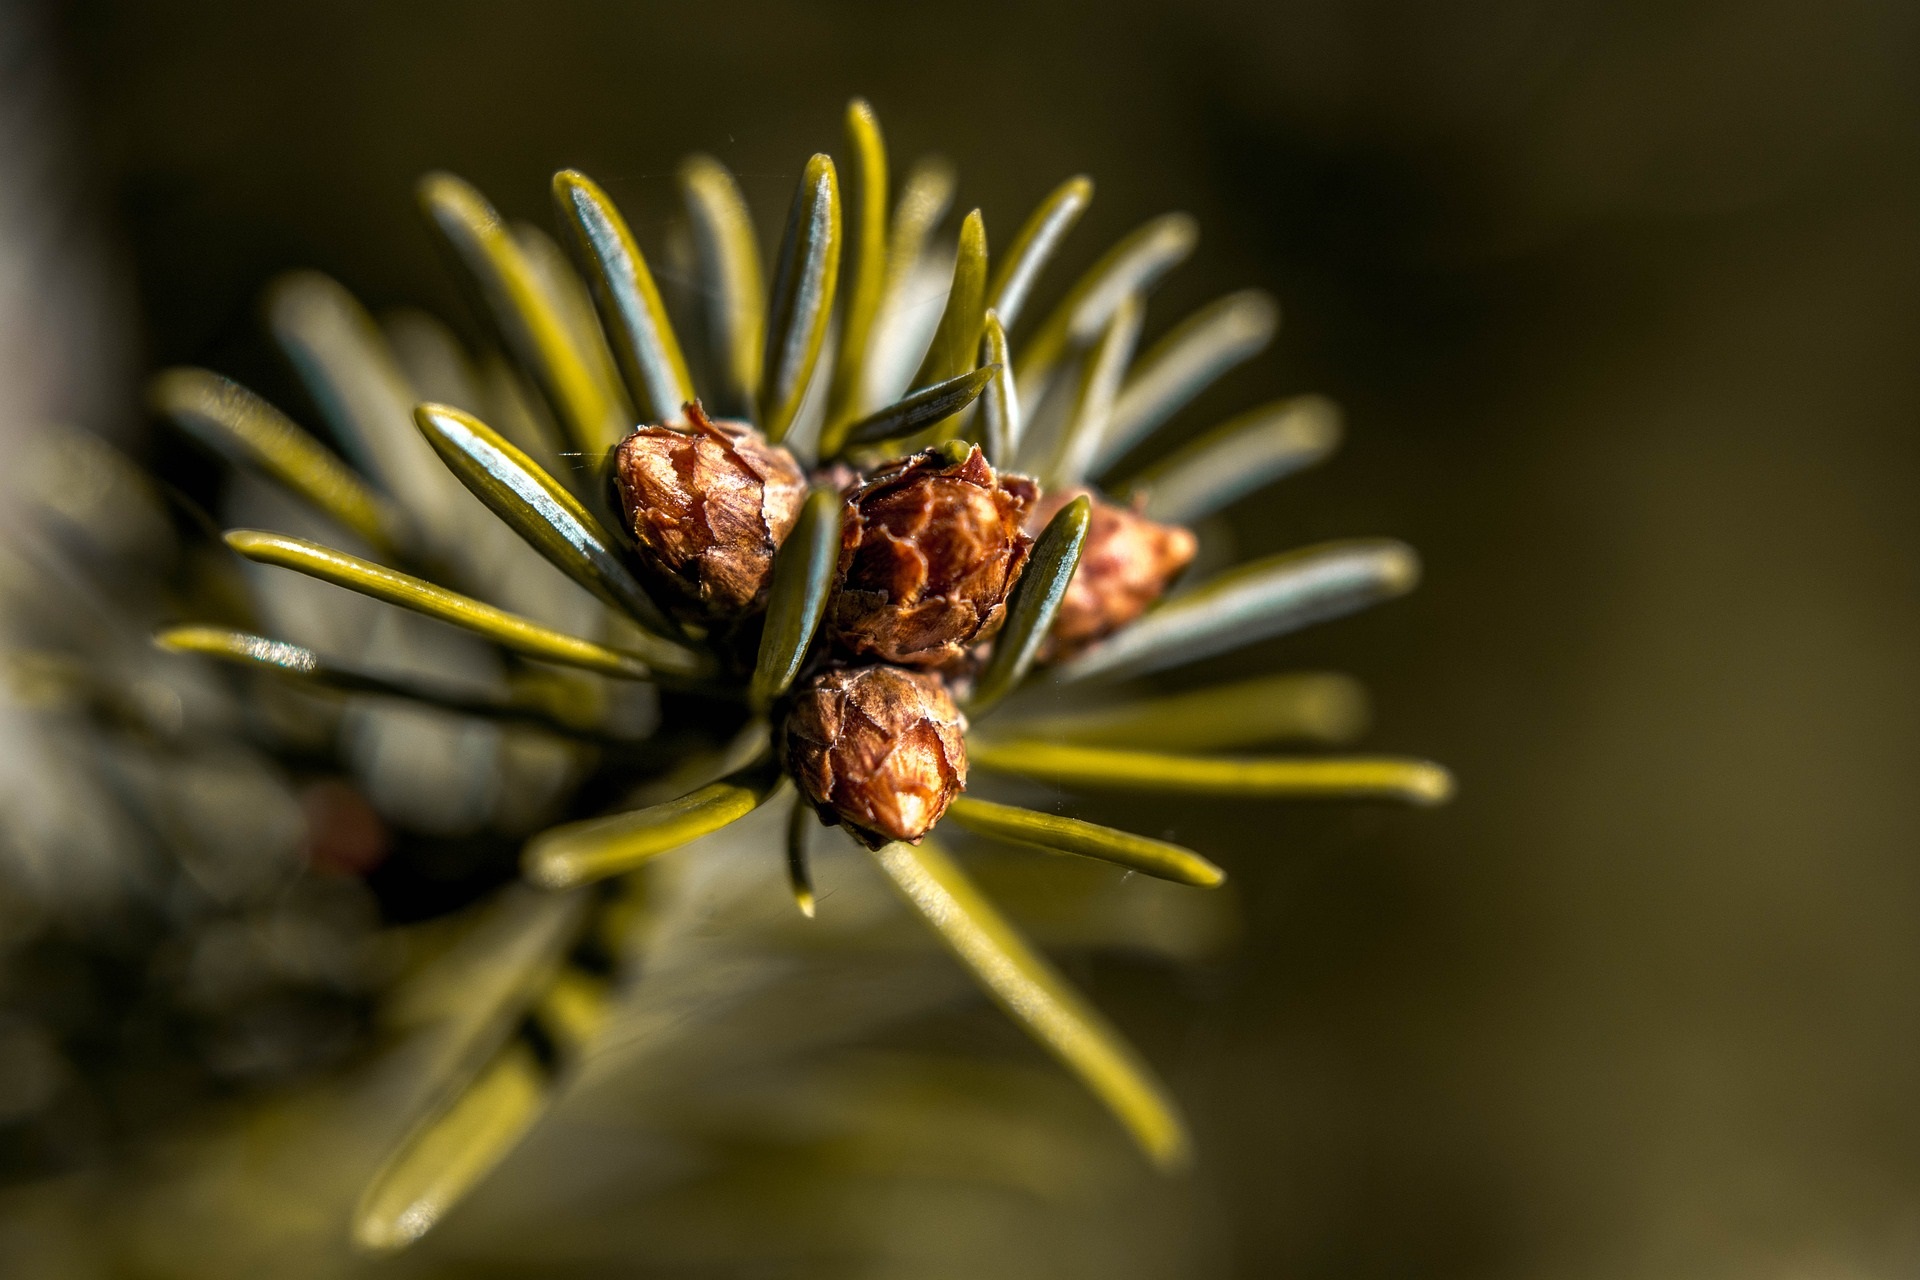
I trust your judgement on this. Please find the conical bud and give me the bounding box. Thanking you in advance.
[1028,487,1197,660]
[782,665,967,848]
[828,445,1037,667]
[612,402,808,617]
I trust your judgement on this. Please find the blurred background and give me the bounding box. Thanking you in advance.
[4,0,1920,1275]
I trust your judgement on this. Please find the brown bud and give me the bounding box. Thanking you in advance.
[1027,487,1197,660]
[782,665,967,848]
[612,402,808,617]
[828,445,1037,667]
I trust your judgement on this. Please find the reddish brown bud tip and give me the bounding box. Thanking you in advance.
[613,402,808,617]
[827,444,1037,667]
[1028,487,1197,660]
[782,665,968,848]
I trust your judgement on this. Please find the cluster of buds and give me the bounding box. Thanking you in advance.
[134,104,1452,1252]
[614,415,1191,849]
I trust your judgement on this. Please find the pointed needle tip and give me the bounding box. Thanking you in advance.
[523,851,577,892]
[1412,764,1456,805]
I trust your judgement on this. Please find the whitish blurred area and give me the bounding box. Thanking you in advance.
[1,0,1919,1276]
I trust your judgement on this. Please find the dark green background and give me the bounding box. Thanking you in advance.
[60,1,1920,1273]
